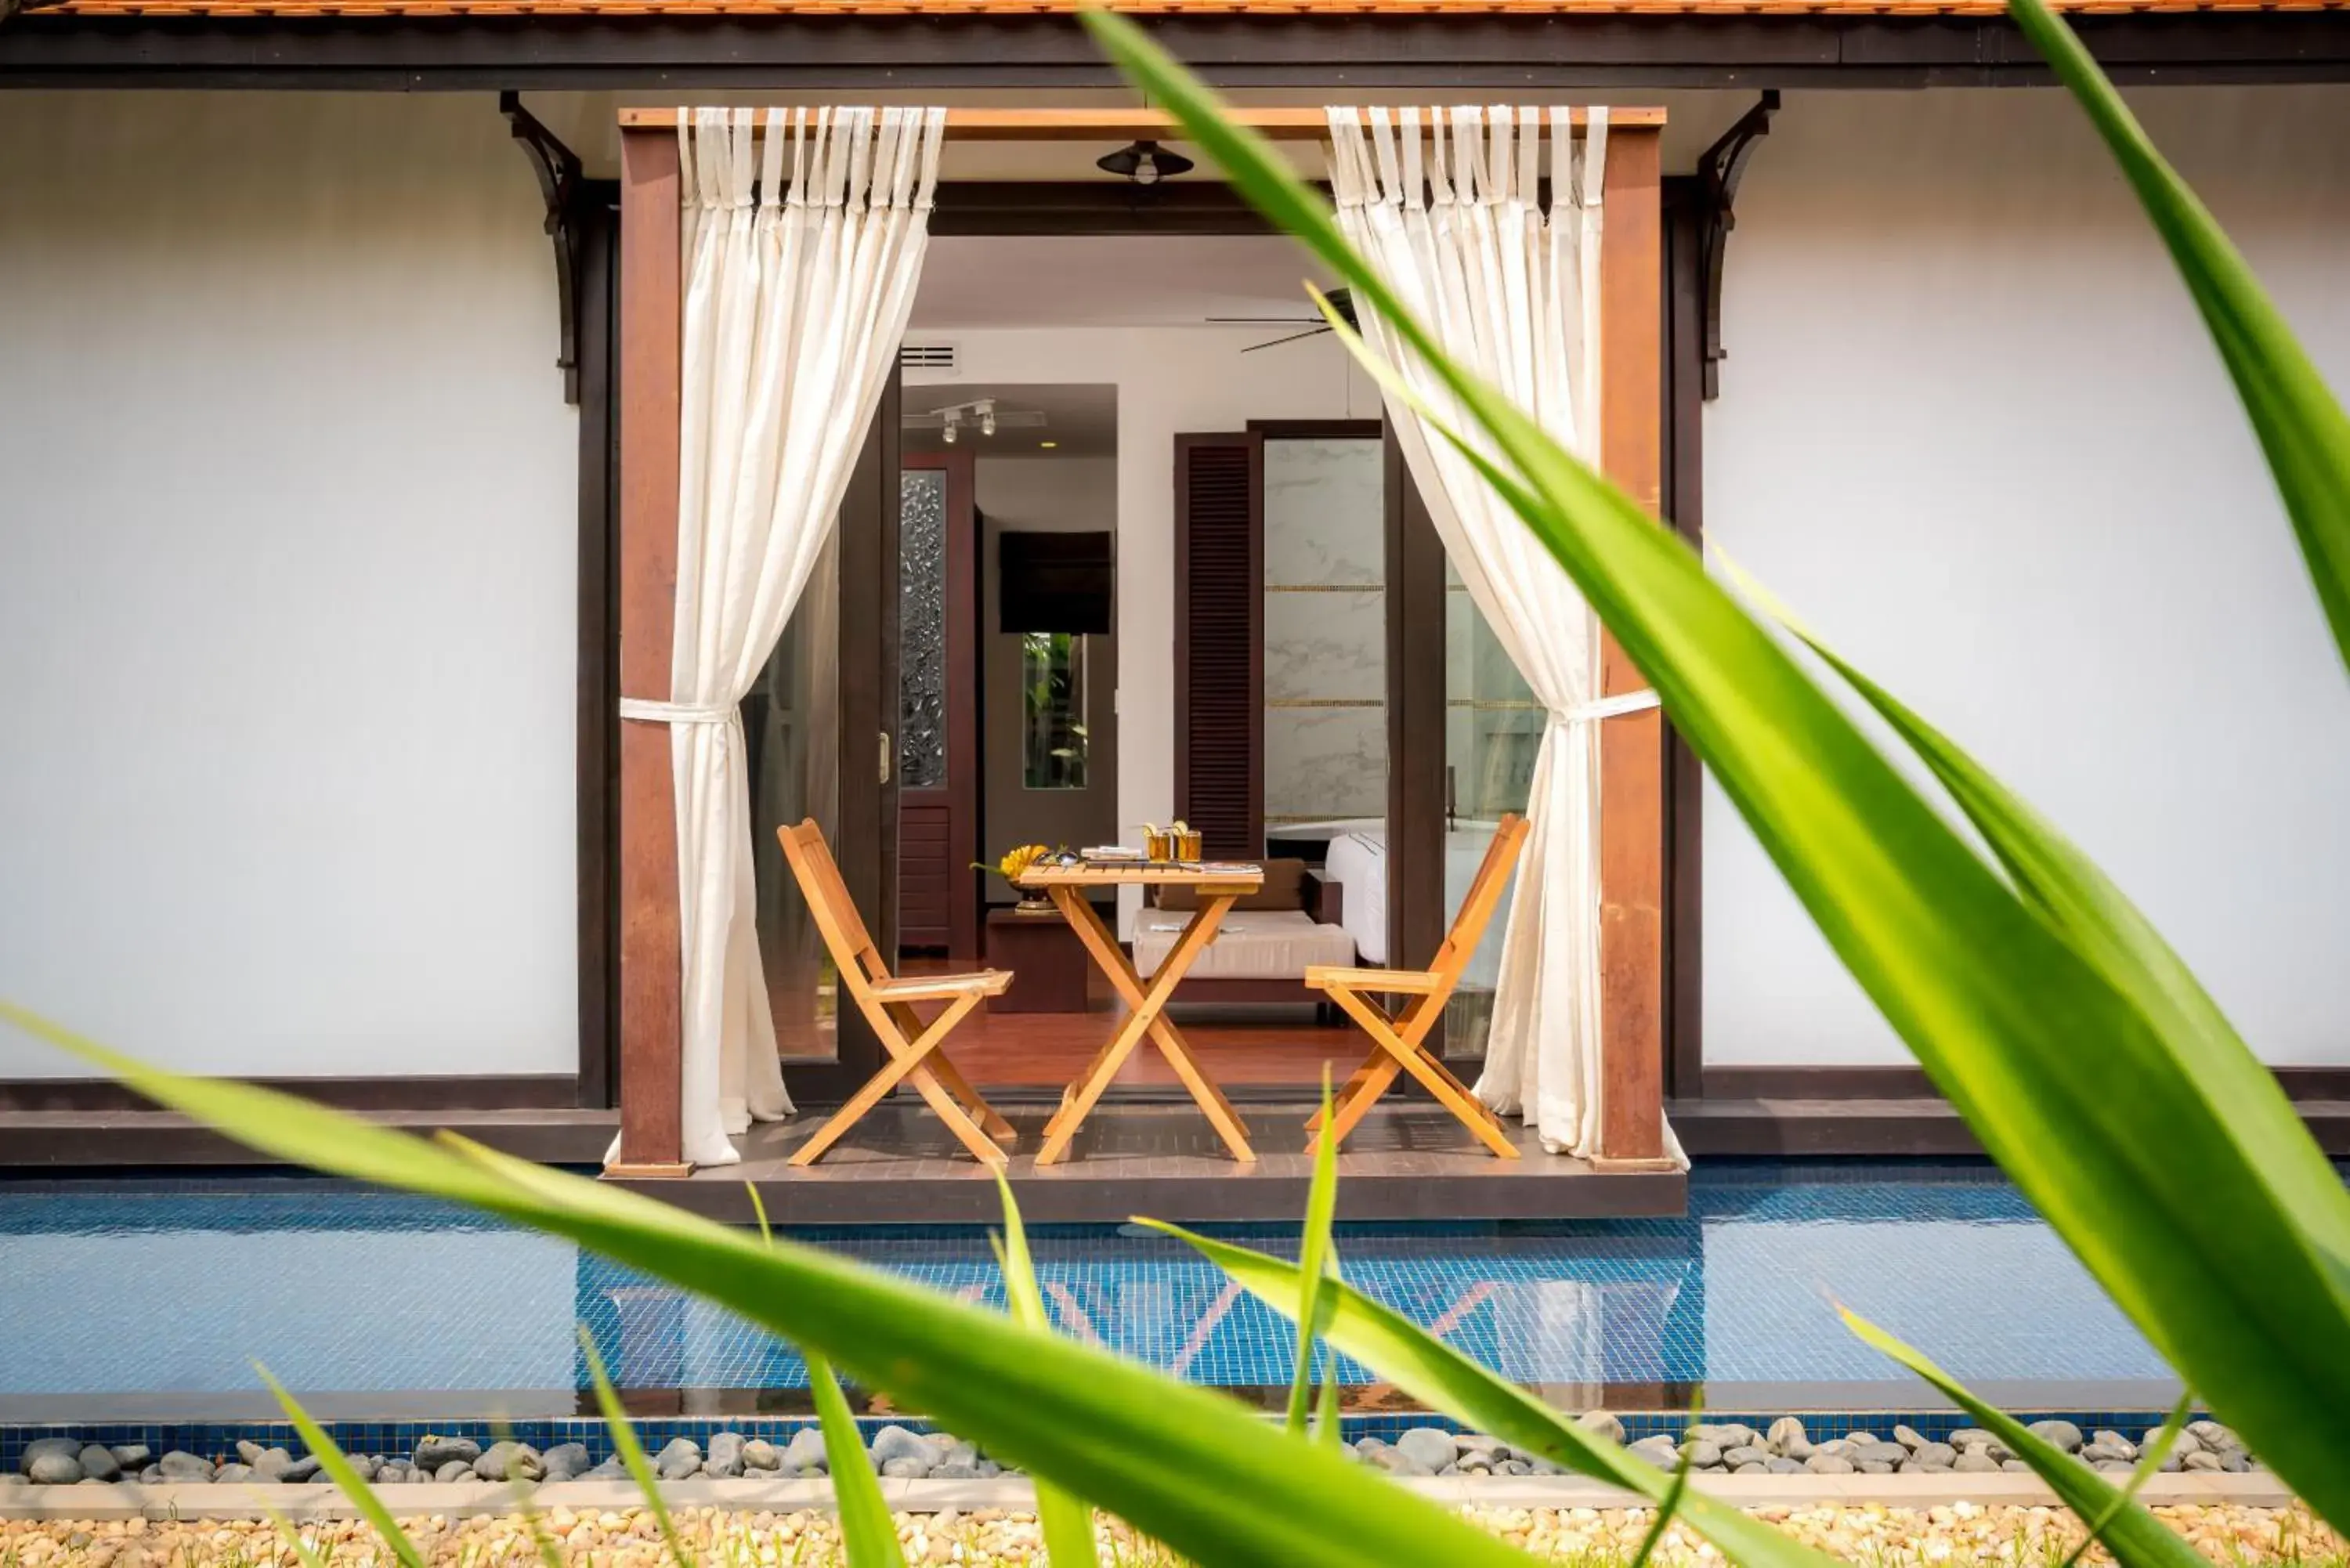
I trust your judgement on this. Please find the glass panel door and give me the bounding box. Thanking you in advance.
[740,370,898,1096]
[1262,430,1386,853]
[1442,564,1537,1058]
[747,528,844,1064]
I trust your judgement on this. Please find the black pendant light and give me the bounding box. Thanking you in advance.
[1096,139,1194,186]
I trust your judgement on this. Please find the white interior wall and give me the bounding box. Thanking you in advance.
[974,454,1123,863]
[0,92,579,1079]
[910,329,1379,932]
[1704,85,2350,1067]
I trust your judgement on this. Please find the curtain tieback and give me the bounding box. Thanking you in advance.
[1553,689,1660,726]
[620,697,736,725]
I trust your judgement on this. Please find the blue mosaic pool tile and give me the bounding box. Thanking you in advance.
[0,1164,2189,1407]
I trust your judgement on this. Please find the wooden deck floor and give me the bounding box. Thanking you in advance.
[605,1100,1687,1224]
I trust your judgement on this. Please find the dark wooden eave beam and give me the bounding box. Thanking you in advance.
[500,89,592,405]
[1693,89,1777,403]
[5,13,2350,89]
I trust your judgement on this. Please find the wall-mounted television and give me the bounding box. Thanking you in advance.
[1000,530,1113,634]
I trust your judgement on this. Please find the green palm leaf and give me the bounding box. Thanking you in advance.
[2010,0,2350,675]
[1072,12,2350,1528]
[1142,1220,1843,1568]
[1841,1310,2208,1568]
[3,1005,1538,1568]
[255,1368,423,1568]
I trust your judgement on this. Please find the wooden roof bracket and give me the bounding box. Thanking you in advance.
[1694,89,1779,402]
[501,90,591,405]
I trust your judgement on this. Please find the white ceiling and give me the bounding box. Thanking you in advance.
[908,235,1340,331]
[904,381,1119,459]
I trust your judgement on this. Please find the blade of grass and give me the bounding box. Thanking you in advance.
[753,1179,903,1568]
[1288,1067,1341,1438]
[13,1019,1541,1568]
[512,1476,570,1568]
[2055,1393,2196,1568]
[2009,0,2350,677]
[1043,28,2350,1504]
[577,1325,692,1568]
[1841,1310,2211,1568]
[990,1173,1100,1568]
[255,1367,423,1568]
[258,1507,328,1568]
[1629,1397,1702,1568]
[1144,1219,1842,1568]
[808,1352,903,1568]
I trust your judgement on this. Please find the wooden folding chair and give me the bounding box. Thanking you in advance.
[776,818,1018,1168]
[1303,813,1532,1159]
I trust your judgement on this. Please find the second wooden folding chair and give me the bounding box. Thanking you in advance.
[1303,813,1531,1159]
[776,818,1018,1168]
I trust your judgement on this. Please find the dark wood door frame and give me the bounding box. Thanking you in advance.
[573,182,620,1110]
[602,135,1671,1157]
[898,447,981,961]
[1384,429,1449,1011]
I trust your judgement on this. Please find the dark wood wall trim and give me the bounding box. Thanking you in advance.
[1661,175,1706,1102]
[0,1075,583,1113]
[1701,1064,2350,1102]
[8,13,2348,89]
[575,182,620,1110]
[1675,1065,2350,1158]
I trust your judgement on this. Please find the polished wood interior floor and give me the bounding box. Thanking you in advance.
[898,961,1362,1089]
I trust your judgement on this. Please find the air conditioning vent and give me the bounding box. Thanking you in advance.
[899,342,958,374]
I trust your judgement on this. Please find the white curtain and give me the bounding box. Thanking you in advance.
[1326,106,1683,1167]
[620,106,945,1169]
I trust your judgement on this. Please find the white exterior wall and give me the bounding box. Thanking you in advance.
[909,330,1379,933]
[0,93,580,1079]
[1704,85,2350,1068]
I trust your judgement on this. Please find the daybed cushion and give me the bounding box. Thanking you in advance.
[1132,909,1358,981]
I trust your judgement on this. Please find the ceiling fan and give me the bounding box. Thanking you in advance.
[1209,287,1359,354]
[905,396,1048,445]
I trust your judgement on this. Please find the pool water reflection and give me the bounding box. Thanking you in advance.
[0,1162,2172,1411]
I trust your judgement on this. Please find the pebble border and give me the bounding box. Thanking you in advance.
[0,1413,2260,1490]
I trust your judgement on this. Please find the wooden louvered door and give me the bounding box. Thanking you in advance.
[1174,433,1265,861]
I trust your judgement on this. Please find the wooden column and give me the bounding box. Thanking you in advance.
[1593,122,1673,1171]
[610,125,690,1178]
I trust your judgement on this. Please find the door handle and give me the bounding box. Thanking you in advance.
[879,730,892,786]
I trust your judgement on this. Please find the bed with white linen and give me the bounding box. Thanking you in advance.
[1318,822,1513,991]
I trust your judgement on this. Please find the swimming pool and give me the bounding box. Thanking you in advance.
[0,1160,2181,1422]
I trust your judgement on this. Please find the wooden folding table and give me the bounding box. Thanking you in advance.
[1014,862,1261,1165]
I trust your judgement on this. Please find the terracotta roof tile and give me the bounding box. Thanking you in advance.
[43,0,2350,14]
